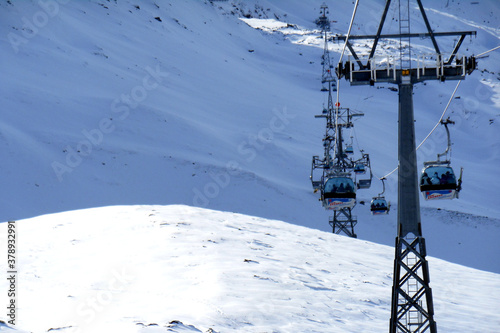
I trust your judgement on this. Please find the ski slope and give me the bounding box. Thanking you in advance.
[0,0,499,320]
[0,205,499,332]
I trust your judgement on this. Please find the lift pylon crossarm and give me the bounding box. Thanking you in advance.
[334,31,476,70]
[334,30,477,41]
[337,55,477,86]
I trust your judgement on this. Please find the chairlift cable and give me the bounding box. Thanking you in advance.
[339,0,360,64]
[476,45,500,58]
[415,80,461,151]
[336,0,360,108]
[352,126,362,153]
[377,80,462,181]
[332,0,359,170]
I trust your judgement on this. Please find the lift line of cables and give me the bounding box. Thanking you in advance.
[333,0,360,161]
[376,44,500,181]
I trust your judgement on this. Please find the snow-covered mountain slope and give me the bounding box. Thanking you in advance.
[0,0,499,273]
[0,205,499,332]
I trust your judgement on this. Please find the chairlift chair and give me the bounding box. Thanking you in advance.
[355,153,372,189]
[420,118,462,200]
[322,175,356,210]
[354,163,366,174]
[420,162,462,200]
[310,156,324,192]
[370,178,390,215]
[370,198,390,215]
[356,166,372,189]
[357,179,371,189]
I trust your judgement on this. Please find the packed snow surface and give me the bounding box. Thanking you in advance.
[0,0,499,330]
[0,205,499,332]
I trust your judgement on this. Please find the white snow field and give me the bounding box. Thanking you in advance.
[0,205,499,332]
[0,0,500,331]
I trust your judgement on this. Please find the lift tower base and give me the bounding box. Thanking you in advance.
[390,235,436,333]
[329,208,357,238]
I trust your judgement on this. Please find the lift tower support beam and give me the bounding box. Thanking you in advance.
[397,84,420,238]
[334,1,476,331]
[390,81,437,333]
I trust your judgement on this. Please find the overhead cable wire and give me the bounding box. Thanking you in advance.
[339,0,360,64]
[376,80,462,180]
[336,0,360,107]
[476,45,500,57]
[415,80,461,151]
[334,0,360,171]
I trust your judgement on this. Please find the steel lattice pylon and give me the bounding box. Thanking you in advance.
[318,3,337,93]
[334,0,477,331]
[311,86,367,238]
[390,236,436,333]
[329,208,357,238]
[311,4,362,238]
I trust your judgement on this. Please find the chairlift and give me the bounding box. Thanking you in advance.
[322,175,356,210]
[355,153,372,189]
[315,4,330,30]
[310,155,324,192]
[357,179,371,189]
[420,118,462,200]
[420,163,462,200]
[331,81,337,92]
[371,178,390,215]
[345,135,355,155]
[354,163,366,174]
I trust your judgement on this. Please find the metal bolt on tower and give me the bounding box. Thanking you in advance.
[335,0,477,331]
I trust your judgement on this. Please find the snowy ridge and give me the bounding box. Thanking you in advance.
[0,205,499,332]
